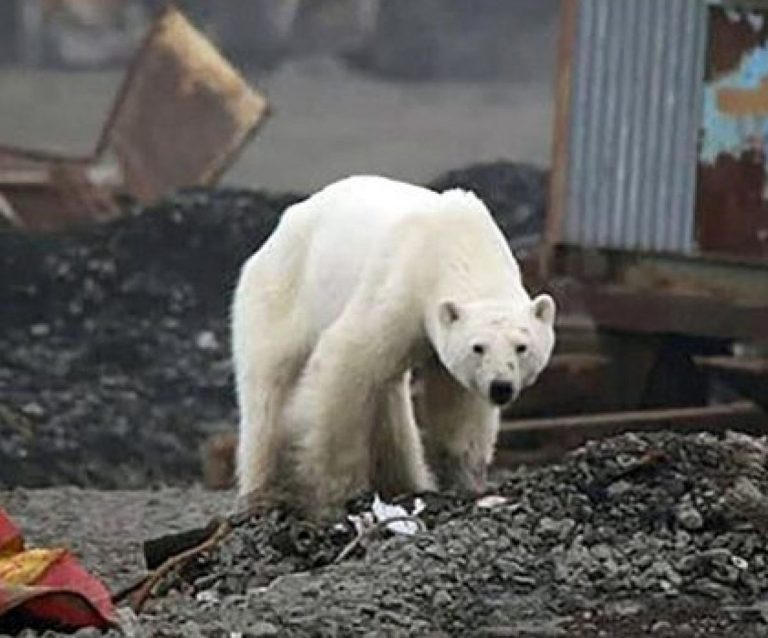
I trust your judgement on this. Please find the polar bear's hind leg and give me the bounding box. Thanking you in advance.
[233,253,312,504]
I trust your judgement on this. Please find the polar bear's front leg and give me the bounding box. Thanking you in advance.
[289,326,382,513]
[414,359,500,494]
[232,254,314,506]
[235,343,309,505]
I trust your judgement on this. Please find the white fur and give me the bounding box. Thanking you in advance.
[232,175,556,514]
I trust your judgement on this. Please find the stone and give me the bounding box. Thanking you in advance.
[676,502,704,531]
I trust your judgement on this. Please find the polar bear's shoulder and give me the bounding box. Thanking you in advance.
[306,175,492,227]
[312,175,440,219]
[319,175,437,202]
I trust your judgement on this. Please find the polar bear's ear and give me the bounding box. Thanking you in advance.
[531,294,556,326]
[439,300,463,327]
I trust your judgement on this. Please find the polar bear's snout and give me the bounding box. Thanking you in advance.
[489,379,515,406]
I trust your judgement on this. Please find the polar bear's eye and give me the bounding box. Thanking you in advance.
[516,344,528,354]
[472,343,486,355]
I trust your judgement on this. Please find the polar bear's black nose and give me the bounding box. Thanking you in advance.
[489,380,514,406]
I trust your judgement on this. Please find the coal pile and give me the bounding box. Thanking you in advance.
[0,163,546,489]
[120,431,768,637]
[429,162,547,247]
[0,189,300,489]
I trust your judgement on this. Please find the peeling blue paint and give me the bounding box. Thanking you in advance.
[701,43,768,165]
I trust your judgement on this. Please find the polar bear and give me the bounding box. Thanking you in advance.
[232,176,556,515]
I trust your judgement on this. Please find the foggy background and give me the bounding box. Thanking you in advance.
[0,0,559,192]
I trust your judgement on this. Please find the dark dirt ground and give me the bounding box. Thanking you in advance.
[0,162,546,490]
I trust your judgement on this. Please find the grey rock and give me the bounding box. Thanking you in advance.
[433,590,452,607]
[247,621,280,637]
[611,601,642,617]
[538,516,575,541]
[676,502,704,531]
[179,621,205,638]
[607,480,632,498]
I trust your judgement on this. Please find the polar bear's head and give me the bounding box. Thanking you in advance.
[433,295,556,407]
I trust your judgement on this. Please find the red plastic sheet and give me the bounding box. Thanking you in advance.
[0,507,116,632]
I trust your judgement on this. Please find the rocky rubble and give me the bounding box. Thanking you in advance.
[94,430,768,637]
[0,188,297,489]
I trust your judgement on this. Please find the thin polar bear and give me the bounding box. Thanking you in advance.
[231,175,556,515]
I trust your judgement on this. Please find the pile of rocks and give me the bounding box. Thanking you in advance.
[127,430,768,636]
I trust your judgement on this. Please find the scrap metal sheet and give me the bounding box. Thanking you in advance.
[697,5,768,257]
[96,6,269,202]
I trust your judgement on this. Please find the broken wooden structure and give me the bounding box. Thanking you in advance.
[0,6,269,231]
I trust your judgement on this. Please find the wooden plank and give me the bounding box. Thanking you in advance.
[541,0,578,277]
[583,285,768,341]
[499,401,767,445]
[696,355,768,374]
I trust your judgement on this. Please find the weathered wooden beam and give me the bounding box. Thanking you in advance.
[499,401,767,444]
[582,286,768,341]
[495,402,768,469]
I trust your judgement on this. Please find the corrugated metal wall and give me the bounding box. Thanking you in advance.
[562,0,708,254]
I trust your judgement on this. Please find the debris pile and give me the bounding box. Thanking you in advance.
[0,162,546,489]
[121,431,768,636]
[0,188,297,489]
[0,6,268,231]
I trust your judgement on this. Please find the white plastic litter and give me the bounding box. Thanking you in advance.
[371,494,426,535]
[346,494,426,536]
[476,495,509,509]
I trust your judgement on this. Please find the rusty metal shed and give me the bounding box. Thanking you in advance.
[545,0,768,341]
[549,0,768,261]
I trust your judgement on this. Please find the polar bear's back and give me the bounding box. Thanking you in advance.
[263,175,514,331]
[308,175,441,232]
[287,176,440,327]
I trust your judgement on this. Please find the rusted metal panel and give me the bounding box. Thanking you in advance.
[95,6,270,203]
[697,5,768,258]
[551,0,708,255]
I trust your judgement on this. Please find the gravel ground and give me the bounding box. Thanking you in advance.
[0,162,546,490]
[0,487,230,594]
[0,188,295,489]
[5,430,768,636]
